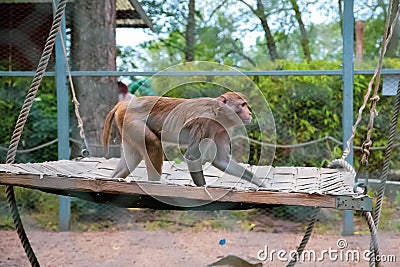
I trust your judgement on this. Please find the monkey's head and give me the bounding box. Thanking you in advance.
[217,92,252,126]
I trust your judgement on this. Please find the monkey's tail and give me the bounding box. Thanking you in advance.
[102,104,118,152]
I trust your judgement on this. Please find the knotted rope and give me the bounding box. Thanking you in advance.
[5,1,67,266]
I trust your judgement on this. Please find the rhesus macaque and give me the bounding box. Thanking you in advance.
[102,92,266,187]
[118,81,135,102]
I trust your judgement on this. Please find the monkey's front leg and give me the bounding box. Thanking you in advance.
[213,159,265,187]
[212,133,266,187]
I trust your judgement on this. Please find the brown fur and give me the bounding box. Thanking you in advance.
[101,92,264,187]
[102,101,127,150]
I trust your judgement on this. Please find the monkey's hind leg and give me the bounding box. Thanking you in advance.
[111,143,143,178]
[185,140,206,186]
[143,129,163,182]
[129,121,163,182]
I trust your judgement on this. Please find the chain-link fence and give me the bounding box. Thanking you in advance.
[0,2,55,71]
[1,73,399,234]
[0,0,399,261]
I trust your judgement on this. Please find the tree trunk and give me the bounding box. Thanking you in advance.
[239,0,279,61]
[338,0,343,36]
[185,0,195,62]
[355,20,365,63]
[386,0,399,58]
[256,0,279,61]
[289,0,311,62]
[70,0,118,158]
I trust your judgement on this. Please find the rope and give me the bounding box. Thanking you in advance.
[352,3,399,266]
[365,80,400,267]
[5,1,67,266]
[373,80,400,226]
[328,158,357,175]
[55,15,89,155]
[340,4,399,265]
[0,138,117,154]
[365,211,381,267]
[0,139,59,153]
[233,135,343,148]
[329,160,380,267]
[286,207,320,267]
[286,159,355,266]
[3,134,400,155]
[234,135,400,150]
[360,3,400,165]
[1,132,399,157]
[342,0,400,161]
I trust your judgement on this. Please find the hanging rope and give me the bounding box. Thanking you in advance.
[374,80,400,226]
[286,207,320,267]
[4,134,400,154]
[366,211,381,267]
[5,1,67,266]
[54,12,90,157]
[342,0,400,162]
[364,79,400,267]
[340,3,399,266]
[286,159,356,267]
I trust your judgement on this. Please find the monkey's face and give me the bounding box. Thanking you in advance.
[217,92,253,127]
[237,102,252,125]
[228,95,252,125]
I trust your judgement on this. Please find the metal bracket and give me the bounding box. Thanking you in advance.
[335,195,372,211]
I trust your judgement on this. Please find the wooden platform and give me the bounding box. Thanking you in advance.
[0,157,372,211]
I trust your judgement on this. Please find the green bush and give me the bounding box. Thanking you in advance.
[244,59,400,174]
[0,76,58,163]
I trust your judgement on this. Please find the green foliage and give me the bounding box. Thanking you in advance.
[364,17,386,60]
[137,0,399,69]
[142,58,400,172]
[244,60,341,167]
[244,59,399,172]
[0,215,14,229]
[0,76,58,163]
[0,186,60,230]
[116,45,138,71]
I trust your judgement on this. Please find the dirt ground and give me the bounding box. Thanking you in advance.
[1,229,399,267]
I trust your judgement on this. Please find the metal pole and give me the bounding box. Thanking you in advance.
[342,0,354,236]
[54,1,70,231]
[3,69,400,77]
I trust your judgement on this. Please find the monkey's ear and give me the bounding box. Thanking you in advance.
[217,95,227,107]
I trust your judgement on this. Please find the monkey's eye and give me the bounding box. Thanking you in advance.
[241,102,247,107]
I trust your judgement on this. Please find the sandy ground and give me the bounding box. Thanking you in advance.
[0,230,399,267]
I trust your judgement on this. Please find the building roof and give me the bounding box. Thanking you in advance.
[0,0,153,70]
[117,0,153,30]
[1,0,153,29]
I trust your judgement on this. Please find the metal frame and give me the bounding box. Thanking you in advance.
[342,0,355,236]
[335,195,373,211]
[2,69,400,77]
[54,0,70,231]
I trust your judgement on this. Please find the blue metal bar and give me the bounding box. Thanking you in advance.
[0,71,56,76]
[342,0,355,236]
[54,1,70,231]
[2,69,400,77]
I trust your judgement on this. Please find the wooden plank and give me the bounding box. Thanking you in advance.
[0,173,336,208]
[0,158,357,194]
